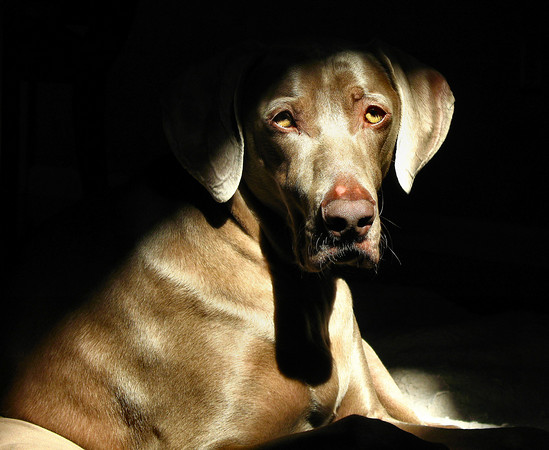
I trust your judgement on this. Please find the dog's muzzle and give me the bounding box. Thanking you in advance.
[305,176,380,270]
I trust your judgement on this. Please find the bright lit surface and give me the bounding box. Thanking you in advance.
[391,368,500,429]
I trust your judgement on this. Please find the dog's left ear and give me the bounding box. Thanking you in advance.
[376,44,455,193]
[161,47,261,203]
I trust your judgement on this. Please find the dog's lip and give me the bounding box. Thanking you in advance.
[332,242,379,266]
[306,237,379,270]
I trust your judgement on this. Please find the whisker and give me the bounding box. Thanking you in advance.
[380,215,401,229]
[379,218,402,266]
[385,244,402,265]
[378,187,385,217]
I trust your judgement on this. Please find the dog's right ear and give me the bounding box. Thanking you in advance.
[161,47,261,203]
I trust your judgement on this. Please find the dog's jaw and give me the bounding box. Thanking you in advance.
[298,217,381,272]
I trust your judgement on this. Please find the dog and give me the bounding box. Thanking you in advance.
[3,40,543,449]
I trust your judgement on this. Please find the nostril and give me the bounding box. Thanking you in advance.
[357,216,373,229]
[323,199,375,238]
[325,216,348,234]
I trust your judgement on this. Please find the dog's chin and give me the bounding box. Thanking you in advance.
[302,238,380,272]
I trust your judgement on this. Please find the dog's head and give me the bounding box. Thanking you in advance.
[162,42,454,272]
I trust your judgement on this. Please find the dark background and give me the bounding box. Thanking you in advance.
[1,0,547,417]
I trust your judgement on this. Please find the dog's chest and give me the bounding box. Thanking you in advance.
[217,299,354,445]
[221,340,342,444]
[138,212,353,444]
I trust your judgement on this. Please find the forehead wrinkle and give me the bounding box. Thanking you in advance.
[311,56,363,133]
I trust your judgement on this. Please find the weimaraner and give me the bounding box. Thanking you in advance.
[2,41,544,449]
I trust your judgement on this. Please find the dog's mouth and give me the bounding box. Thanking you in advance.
[302,230,380,272]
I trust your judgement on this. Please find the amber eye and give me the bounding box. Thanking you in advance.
[365,106,387,125]
[272,111,296,129]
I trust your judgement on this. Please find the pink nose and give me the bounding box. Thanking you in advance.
[322,199,375,238]
[321,176,376,239]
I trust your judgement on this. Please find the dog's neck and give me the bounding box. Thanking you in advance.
[228,189,261,241]
[229,185,336,386]
[231,184,298,267]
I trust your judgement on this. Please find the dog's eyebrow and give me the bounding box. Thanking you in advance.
[263,98,299,116]
[362,92,391,106]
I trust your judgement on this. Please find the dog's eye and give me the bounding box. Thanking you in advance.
[364,106,386,125]
[272,111,296,129]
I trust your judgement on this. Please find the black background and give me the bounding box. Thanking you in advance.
[1,1,548,411]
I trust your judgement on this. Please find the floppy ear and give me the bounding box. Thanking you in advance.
[161,50,259,203]
[377,44,455,193]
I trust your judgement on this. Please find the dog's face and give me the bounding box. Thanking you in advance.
[162,43,454,273]
[242,51,401,271]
